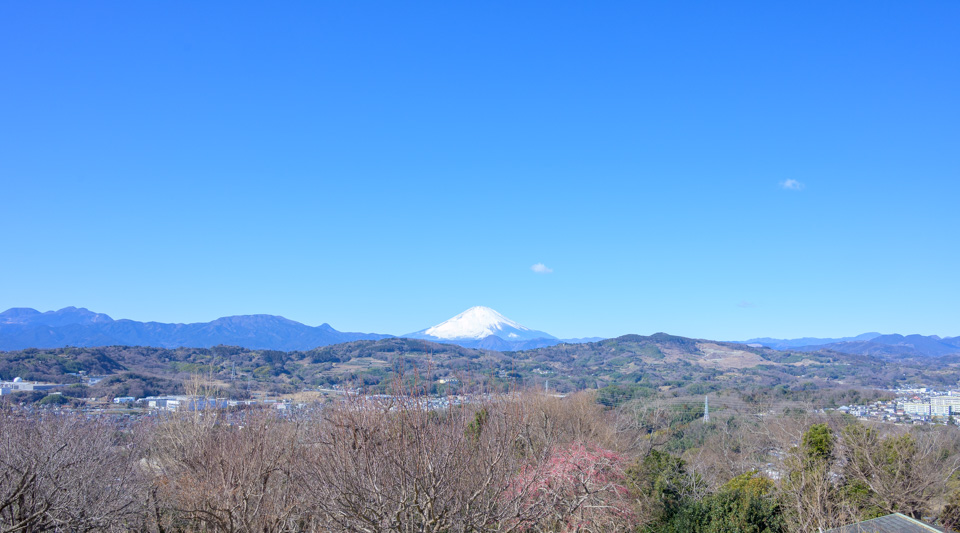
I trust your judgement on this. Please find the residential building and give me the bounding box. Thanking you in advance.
[902,402,931,417]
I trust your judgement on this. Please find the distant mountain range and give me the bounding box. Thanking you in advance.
[742,333,960,359]
[0,306,596,352]
[0,307,389,351]
[742,333,883,350]
[4,306,955,358]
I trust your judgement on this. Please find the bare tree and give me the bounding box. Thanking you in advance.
[295,392,558,533]
[841,423,960,519]
[0,409,147,532]
[147,408,305,532]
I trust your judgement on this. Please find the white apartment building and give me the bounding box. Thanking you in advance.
[930,396,960,417]
[901,402,931,417]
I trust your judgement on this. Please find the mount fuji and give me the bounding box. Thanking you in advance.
[405,306,569,351]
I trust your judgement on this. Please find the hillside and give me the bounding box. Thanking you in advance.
[501,333,956,394]
[4,332,958,404]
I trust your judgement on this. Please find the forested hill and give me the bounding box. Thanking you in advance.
[502,333,957,392]
[4,333,959,402]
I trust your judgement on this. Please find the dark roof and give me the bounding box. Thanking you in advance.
[825,513,944,533]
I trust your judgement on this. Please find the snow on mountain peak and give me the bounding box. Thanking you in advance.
[424,306,531,340]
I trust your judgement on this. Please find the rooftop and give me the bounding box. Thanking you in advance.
[825,513,944,533]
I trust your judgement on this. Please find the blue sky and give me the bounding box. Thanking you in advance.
[2,2,958,340]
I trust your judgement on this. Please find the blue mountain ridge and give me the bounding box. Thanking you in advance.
[0,307,389,351]
[741,333,882,350]
[740,332,960,359]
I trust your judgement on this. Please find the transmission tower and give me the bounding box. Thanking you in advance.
[704,395,710,423]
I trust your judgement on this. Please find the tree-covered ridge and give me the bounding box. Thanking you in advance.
[3,332,958,404]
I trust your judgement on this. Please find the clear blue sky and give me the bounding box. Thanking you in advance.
[2,2,958,340]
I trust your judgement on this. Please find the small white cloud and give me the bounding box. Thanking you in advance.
[780,179,805,191]
[531,263,553,274]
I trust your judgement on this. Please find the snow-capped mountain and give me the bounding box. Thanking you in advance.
[422,306,555,341]
[405,306,559,350]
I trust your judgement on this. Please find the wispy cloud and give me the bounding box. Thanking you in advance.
[780,179,805,191]
[531,263,553,274]
[737,300,757,308]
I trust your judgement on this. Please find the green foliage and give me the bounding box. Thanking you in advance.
[628,450,694,520]
[39,393,69,406]
[639,344,665,359]
[661,488,786,533]
[172,362,219,374]
[880,433,917,473]
[802,423,834,463]
[722,470,775,495]
[466,407,488,442]
[634,461,786,533]
[669,403,706,425]
[840,479,885,520]
[596,384,655,407]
